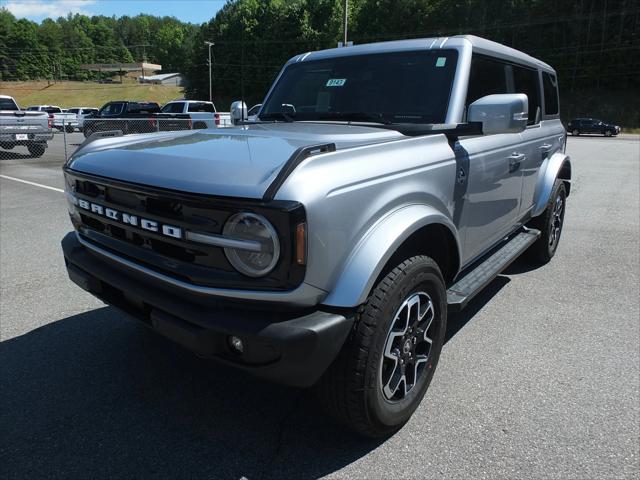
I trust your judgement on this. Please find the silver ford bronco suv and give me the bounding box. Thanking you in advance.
[61,35,571,437]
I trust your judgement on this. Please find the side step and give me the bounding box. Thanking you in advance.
[447,229,540,312]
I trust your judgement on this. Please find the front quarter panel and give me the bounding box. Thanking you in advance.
[275,134,460,308]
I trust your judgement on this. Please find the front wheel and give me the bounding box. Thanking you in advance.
[527,179,567,264]
[572,129,580,136]
[604,130,612,137]
[316,256,447,437]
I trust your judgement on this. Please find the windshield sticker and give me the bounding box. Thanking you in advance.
[326,78,347,87]
[436,57,447,67]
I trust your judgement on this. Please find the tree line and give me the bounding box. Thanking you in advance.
[1,0,638,123]
[0,10,199,81]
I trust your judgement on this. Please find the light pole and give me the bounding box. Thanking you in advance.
[204,41,215,102]
[343,0,348,45]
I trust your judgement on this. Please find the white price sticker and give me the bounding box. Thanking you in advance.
[326,78,346,87]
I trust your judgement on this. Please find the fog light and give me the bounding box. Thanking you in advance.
[228,335,244,354]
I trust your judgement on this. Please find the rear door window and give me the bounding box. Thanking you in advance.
[129,103,161,114]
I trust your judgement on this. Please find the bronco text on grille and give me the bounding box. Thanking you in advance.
[74,197,183,239]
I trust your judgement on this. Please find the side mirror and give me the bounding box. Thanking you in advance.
[230,101,247,125]
[468,93,528,135]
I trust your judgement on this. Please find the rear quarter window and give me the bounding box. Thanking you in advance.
[542,72,559,116]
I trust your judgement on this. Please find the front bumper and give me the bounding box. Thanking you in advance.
[61,232,353,387]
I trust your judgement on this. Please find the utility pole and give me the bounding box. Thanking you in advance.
[343,0,348,45]
[204,41,215,103]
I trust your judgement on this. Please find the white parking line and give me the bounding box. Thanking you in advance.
[0,174,64,193]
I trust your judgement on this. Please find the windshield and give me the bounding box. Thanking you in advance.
[260,49,458,124]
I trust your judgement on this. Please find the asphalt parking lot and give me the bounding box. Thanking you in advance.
[1,133,639,479]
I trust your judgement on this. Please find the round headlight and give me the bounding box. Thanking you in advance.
[222,212,280,277]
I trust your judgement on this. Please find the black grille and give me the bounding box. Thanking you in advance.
[65,168,306,291]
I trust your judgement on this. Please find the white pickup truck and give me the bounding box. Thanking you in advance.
[68,107,99,132]
[161,100,231,129]
[0,95,53,157]
[26,105,77,133]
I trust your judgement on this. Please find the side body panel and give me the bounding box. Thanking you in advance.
[275,134,460,307]
[455,132,525,264]
[518,118,567,216]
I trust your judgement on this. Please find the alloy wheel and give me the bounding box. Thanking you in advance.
[379,291,436,402]
[549,194,564,248]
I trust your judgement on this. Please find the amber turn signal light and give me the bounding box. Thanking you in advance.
[295,223,307,265]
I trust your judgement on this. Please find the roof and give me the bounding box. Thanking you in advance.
[139,73,183,81]
[292,35,554,72]
[166,99,213,104]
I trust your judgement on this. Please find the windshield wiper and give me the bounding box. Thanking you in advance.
[258,111,295,123]
[314,112,394,125]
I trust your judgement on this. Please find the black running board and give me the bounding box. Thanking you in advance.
[447,229,541,312]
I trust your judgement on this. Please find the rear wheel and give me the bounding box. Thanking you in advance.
[27,144,46,157]
[0,143,15,150]
[65,125,75,134]
[527,179,566,264]
[316,255,447,437]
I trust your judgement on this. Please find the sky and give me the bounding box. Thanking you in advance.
[1,0,226,24]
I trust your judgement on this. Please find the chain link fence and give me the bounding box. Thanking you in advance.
[1,116,226,165]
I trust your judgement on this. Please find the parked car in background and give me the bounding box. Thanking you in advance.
[568,118,620,136]
[83,101,192,138]
[26,105,77,133]
[161,100,231,128]
[68,107,99,132]
[0,95,53,157]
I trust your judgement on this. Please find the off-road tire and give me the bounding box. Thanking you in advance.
[27,144,45,157]
[316,255,447,438]
[527,179,566,264]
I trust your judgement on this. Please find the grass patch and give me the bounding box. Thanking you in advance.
[0,81,184,109]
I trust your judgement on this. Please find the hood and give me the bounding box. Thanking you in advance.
[67,123,403,199]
